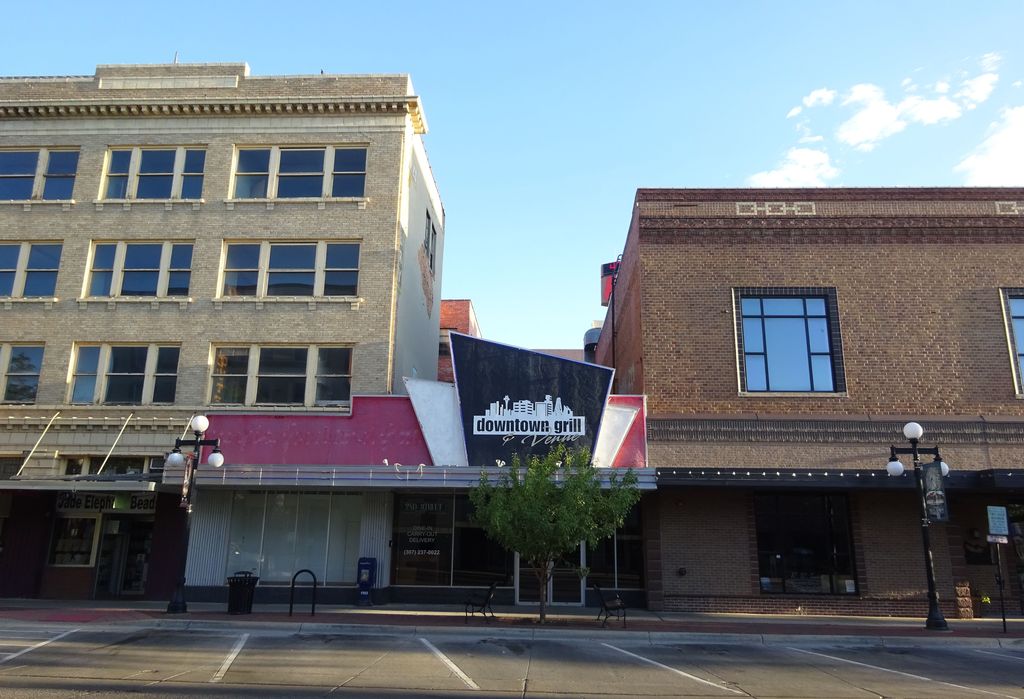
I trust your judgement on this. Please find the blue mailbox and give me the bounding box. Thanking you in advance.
[357,557,376,606]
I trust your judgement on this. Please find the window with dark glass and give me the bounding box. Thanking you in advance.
[755,493,857,595]
[49,517,97,566]
[315,347,351,405]
[42,151,79,200]
[211,347,249,404]
[452,496,513,586]
[332,148,366,197]
[0,150,78,201]
[88,242,192,298]
[221,241,359,298]
[233,146,366,199]
[70,344,178,405]
[3,345,44,403]
[324,243,359,296]
[278,149,325,198]
[104,346,148,403]
[392,495,454,586]
[152,346,179,403]
[267,244,316,295]
[234,149,270,198]
[71,346,100,403]
[586,503,644,589]
[103,147,206,200]
[0,243,61,297]
[737,290,843,393]
[256,347,308,404]
[0,151,37,200]
[222,244,260,296]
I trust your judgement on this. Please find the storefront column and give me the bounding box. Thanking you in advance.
[185,490,231,587]
[359,492,393,588]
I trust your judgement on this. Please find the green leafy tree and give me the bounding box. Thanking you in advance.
[469,444,640,623]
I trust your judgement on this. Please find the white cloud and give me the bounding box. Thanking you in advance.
[898,95,962,125]
[802,88,836,108]
[957,73,998,108]
[981,52,1002,72]
[748,148,839,187]
[934,80,950,94]
[1014,80,1023,88]
[798,134,824,144]
[786,106,802,118]
[836,84,906,151]
[954,106,1024,185]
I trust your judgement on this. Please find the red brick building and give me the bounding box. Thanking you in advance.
[438,299,480,382]
[597,188,1024,618]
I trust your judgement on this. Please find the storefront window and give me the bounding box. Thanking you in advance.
[225,491,361,583]
[49,516,98,566]
[453,496,512,586]
[755,493,857,595]
[586,504,644,589]
[393,495,453,585]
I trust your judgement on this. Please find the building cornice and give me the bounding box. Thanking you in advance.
[0,96,427,134]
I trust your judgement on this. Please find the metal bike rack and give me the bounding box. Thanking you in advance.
[289,569,318,617]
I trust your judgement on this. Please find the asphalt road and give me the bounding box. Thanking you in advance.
[2,623,1024,698]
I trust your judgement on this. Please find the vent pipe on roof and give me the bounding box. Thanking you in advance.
[583,327,601,364]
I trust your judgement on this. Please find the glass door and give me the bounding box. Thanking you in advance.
[515,544,585,606]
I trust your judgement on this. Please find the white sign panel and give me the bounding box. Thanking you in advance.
[988,505,1010,537]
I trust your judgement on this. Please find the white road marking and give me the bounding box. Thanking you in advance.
[419,637,479,690]
[977,649,1024,662]
[210,633,249,683]
[145,668,195,687]
[601,642,743,695]
[789,647,1021,699]
[0,629,79,664]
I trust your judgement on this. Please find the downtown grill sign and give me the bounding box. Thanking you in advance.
[449,332,613,466]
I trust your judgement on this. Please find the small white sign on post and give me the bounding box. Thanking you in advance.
[988,505,1009,537]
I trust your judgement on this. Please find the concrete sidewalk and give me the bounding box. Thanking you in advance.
[2,597,1024,645]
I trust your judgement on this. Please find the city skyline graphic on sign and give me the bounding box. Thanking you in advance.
[473,394,586,436]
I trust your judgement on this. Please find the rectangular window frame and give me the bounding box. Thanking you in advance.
[86,241,193,298]
[100,146,206,201]
[734,287,846,394]
[0,241,62,298]
[68,343,180,405]
[219,241,360,299]
[209,344,352,407]
[0,148,80,201]
[1002,289,1024,395]
[231,146,367,200]
[1,343,44,404]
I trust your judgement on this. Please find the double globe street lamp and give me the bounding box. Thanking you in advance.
[886,421,951,631]
[165,414,224,614]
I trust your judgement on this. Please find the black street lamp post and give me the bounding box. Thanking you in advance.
[165,414,224,614]
[886,421,951,631]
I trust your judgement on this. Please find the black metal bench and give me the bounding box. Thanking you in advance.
[464,581,498,623]
[593,583,626,628]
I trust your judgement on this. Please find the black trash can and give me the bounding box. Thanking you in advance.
[226,571,259,614]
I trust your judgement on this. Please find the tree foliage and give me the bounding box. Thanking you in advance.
[468,444,640,623]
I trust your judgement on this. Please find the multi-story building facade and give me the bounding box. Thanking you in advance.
[598,187,1024,617]
[0,62,444,600]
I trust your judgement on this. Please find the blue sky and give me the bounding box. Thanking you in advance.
[3,1,1023,348]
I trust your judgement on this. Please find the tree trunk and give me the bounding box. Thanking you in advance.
[534,560,552,624]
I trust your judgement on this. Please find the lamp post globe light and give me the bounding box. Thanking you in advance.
[166,415,224,614]
[887,421,950,631]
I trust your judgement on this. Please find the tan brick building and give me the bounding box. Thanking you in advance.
[597,188,1024,618]
[0,62,444,601]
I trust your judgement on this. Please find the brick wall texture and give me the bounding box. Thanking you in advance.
[598,188,1024,616]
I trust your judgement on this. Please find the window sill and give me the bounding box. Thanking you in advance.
[2,297,58,309]
[77,297,191,310]
[93,199,204,211]
[213,296,363,310]
[0,199,75,210]
[739,391,849,398]
[223,197,368,211]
